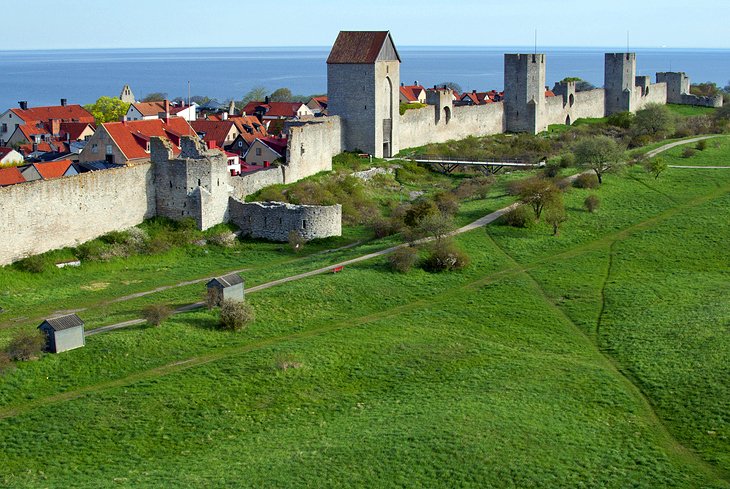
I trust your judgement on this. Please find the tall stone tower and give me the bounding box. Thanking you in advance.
[327,31,401,158]
[504,54,547,134]
[604,53,636,115]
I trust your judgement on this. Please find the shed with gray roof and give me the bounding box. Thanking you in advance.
[206,273,245,306]
[38,314,85,353]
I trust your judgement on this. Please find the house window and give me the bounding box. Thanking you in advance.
[256,148,262,156]
[106,145,113,155]
[302,220,307,229]
[92,144,98,154]
[1,123,6,132]
[146,142,150,152]
[238,141,243,148]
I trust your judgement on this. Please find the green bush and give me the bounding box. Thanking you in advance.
[142,304,172,327]
[0,351,15,376]
[501,205,535,228]
[434,191,459,216]
[682,147,697,159]
[5,330,45,361]
[219,300,255,331]
[542,162,561,178]
[559,153,576,168]
[422,240,469,273]
[584,195,600,213]
[573,173,599,189]
[607,111,635,129]
[696,139,707,151]
[404,200,439,227]
[388,247,419,273]
[15,254,50,274]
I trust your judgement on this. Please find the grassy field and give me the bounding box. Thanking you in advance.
[0,134,728,487]
[657,135,730,166]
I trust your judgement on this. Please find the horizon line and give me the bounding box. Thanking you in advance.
[2,44,730,53]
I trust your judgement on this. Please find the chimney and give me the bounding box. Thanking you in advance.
[164,100,170,120]
[50,119,61,137]
[401,82,404,87]
[60,98,67,107]
[414,81,419,86]
[473,90,477,94]
[32,142,38,153]
[264,96,270,104]
[222,112,229,121]
[18,101,28,110]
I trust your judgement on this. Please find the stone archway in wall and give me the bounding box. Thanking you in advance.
[566,114,572,126]
[382,76,394,157]
[443,106,452,125]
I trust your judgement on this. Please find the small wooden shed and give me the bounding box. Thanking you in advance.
[38,314,85,353]
[206,273,245,307]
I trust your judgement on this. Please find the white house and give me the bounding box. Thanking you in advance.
[126,101,197,122]
[0,147,24,165]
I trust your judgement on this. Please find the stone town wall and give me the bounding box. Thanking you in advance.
[399,103,505,150]
[0,163,154,265]
[284,117,342,183]
[229,200,342,242]
[544,89,606,126]
[229,167,285,201]
[632,82,668,111]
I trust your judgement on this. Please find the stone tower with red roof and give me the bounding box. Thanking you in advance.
[327,31,401,158]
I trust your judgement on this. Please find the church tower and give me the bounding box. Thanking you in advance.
[327,31,401,158]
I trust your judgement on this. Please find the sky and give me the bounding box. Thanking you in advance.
[4,0,729,51]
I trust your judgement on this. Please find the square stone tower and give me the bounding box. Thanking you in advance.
[604,53,636,115]
[327,31,401,158]
[504,54,547,134]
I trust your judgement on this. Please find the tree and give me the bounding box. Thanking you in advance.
[515,177,562,219]
[84,96,130,124]
[142,304,172,327]
[632,104,675,138]
[573,136,625,184]
[690,82,720,98]
[543,199,567,236]
[242,86,268,104]
[190,95,211,105]
[437,82,462,93]
[559,77,595,92]
[645,158,668,179]
[415,211,455,244]
[141,92,167,102]
[270,88,293,102]
[219,299,255,331]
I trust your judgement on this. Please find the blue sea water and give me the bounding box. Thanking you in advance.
[0,46,728,109]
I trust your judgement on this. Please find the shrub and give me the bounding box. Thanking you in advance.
[543,200,567,236]
[682,147,697,159]
[434,191,459,216]
[584,194,601,213]
[422,240,469,273]
[559,153,576,168]
[388,246,419,273]
[645,158,668,179]
[454,176,493,200]
[514,177,562,220]
[142,304,172,327]
[607,111,635,129]
[274,353,303,370]
[6,330,45,361]
[219,299,255,331]
[696,139,707,151]
[16,254,50,274]
[404,199,438,227]
[502,205,534,228]
[573,173,599,189]
[542,162,561,178]
[209,231,237,247]
[288,230,306,253]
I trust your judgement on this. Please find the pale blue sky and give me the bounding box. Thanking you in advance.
[5,0,729,50]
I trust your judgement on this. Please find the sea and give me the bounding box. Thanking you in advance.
[0,46,729,109]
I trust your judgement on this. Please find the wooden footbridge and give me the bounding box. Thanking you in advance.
[401,155,544,175]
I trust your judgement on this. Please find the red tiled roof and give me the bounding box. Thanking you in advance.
[191,120,236,147]
[0,167,25,186]
[261,137,287,156]
[545,90,556,97]
[34,159,73,180]
[400,85,426,102]
[61,122,94,140]
[242,102,305,119]
[19,141,69,155]
[131,101,168,117]
[327,31,400,64]
[102,118,196,161]
[0,147,15,159]
[10,104,94,124]
[229,116,268,145]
